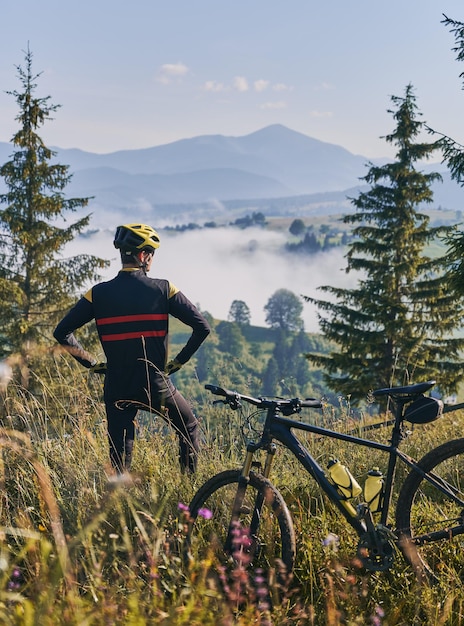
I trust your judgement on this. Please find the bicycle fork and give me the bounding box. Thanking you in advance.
[224,442,277,558]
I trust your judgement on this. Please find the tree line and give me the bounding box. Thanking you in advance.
[2,17,464,404]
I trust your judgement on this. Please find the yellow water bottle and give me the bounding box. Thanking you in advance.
[327,458,362,499]
[364,467,384,513]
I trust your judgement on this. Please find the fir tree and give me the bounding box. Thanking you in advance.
[430,16,464,292]
[304,84,464,401]
[432,15,464,186]
[0,47,108,357]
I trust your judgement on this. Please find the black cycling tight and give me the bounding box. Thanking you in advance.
[106,386,200,474]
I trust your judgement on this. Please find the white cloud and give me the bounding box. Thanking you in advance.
[314,82,335,91]
[273,83,292,92]
[260,101,287,110]
[133,197,156,215]
[156,62,189,84]
[202,77,291,97]
[309,110,333,118]
[254,79,270,93]
[233,76,249,92]
[204,80,228,92]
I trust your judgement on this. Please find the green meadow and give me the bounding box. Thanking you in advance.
[1,358,464,625]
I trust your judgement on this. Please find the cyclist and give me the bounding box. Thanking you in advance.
[54,223,210,474]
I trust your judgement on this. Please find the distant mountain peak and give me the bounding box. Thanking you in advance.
[0,125,369,203]
[0,123,454,215]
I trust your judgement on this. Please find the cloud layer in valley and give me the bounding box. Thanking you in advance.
[65,226,357,332]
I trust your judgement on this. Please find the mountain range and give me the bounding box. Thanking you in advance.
[0,124,462,221]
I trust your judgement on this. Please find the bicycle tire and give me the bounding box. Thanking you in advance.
[186,469,296,579]
[396,437,464,581]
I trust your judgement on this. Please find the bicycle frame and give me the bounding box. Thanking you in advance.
[239,400,464,540]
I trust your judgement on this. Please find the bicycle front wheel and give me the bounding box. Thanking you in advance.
[396,437,464,581]
[186,469,296,579]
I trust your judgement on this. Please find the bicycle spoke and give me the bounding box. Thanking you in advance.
[186,469,295,579]
[396,438,464,580]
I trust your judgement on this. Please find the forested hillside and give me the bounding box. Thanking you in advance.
[168,315,338,404]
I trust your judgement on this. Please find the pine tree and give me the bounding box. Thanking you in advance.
[0,47,108,357]
[304,84,464,401]
[432,16,464,186]
[431,16,464,291]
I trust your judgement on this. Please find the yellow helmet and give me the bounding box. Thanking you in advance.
[113,223,160,253]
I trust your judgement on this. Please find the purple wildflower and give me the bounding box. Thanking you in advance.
[197,507,213,519]
[322,532,340,551]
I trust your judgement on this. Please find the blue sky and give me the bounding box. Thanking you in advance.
[1,0,464,158]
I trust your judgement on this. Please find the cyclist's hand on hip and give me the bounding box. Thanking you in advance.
[90,362,107,375]
[165,359,182,376]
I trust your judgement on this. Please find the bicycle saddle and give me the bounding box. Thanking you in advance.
[372,380,436,398]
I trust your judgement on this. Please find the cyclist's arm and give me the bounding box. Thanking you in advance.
[53,293,97,368]
[168,287,210,364]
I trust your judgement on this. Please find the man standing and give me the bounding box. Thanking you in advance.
[54,223,210,474]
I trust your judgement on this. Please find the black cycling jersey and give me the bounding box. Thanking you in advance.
[54,269,210,405]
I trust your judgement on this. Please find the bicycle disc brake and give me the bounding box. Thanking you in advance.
[356,525,396,572]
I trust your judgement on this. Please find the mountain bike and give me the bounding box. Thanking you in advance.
[186,380,464,583]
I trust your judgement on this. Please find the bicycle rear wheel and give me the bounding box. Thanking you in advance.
[186,469,295,580]
[396,438,464,581]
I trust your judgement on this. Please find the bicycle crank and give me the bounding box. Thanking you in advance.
[356,525,396,572]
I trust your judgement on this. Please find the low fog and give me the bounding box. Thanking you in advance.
[65,226,358,333]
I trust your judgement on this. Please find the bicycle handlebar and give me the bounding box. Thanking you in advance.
[205,383,323,413]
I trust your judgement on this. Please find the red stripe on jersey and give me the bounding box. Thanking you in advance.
[101,330,167,342]
[97,313,168,325]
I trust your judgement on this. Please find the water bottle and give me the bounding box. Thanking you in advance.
[364,467,384,513]
[327,458,362,499]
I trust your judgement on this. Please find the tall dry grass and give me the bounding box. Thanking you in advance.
[0,358,464,624]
